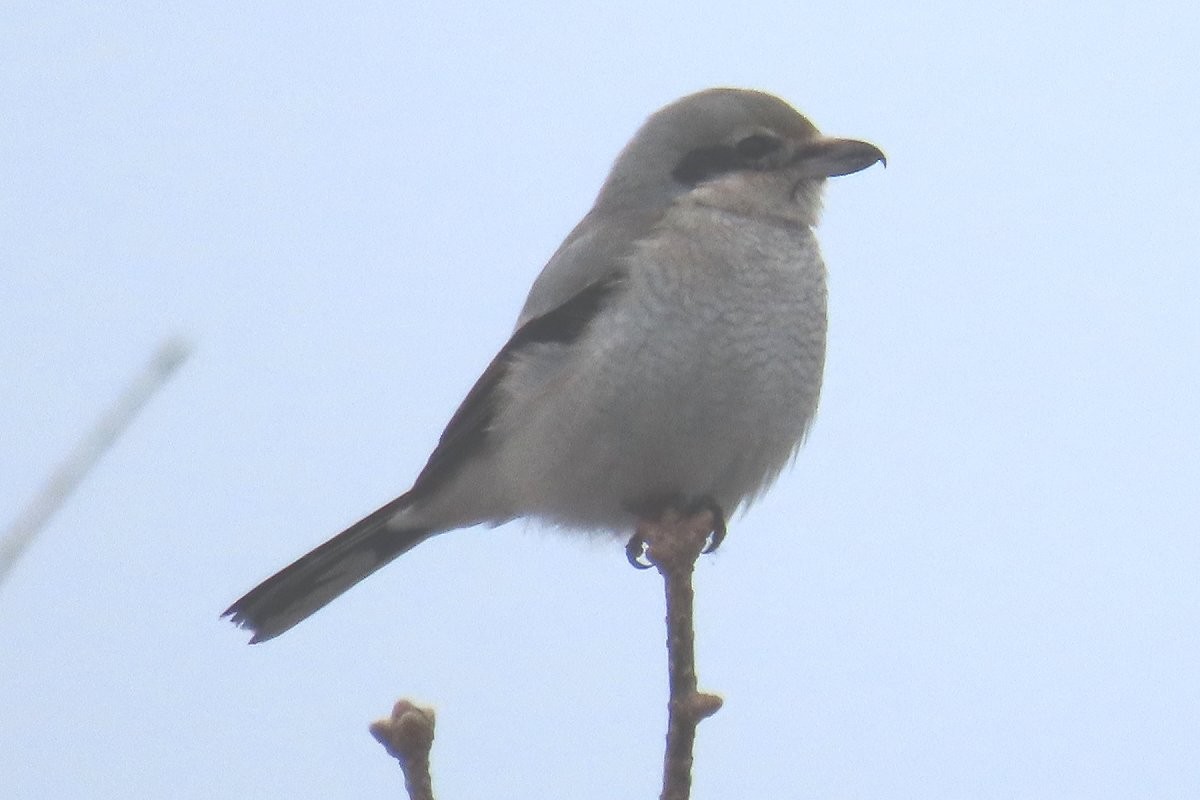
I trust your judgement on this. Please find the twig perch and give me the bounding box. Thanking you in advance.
[370,700,437,800]
[637,508,725,800]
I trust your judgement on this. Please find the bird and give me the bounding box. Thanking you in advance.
[224,88,884,643]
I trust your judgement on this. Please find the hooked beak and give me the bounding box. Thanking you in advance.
[791,136,886,179]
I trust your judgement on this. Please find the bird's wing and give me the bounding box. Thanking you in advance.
[406,270,628,506]
[407,206,662,504]
[516,206,663,326]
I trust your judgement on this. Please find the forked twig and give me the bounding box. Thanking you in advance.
[370,700,437,800]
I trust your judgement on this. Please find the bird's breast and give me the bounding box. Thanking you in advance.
[498,210,828,531]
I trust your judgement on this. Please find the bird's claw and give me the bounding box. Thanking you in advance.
[625,533,654,569]
[691,497,727,554]
[701,521,726,554]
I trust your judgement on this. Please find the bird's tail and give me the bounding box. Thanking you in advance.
[223,497,432,643]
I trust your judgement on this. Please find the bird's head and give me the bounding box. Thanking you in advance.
[597,88,885,227]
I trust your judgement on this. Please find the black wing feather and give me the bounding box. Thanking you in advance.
[405,272,627,504]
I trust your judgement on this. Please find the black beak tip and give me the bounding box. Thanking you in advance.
[859,142,887,171]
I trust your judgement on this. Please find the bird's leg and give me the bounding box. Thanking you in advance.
[625,491,685,569]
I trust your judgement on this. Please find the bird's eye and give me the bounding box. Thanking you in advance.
[672,135,783,186]
[735,134,782,160]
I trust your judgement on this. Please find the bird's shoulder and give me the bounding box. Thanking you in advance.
[516,206,664,326]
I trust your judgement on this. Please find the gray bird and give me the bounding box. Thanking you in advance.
[224,88,884,643]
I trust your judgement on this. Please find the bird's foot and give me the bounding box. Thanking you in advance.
[686,496,727,554]
[623,493,727,568]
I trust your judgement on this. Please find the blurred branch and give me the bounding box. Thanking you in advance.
[0,337,192,585]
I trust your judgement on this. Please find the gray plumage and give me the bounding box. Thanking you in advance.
[225,88,884,642]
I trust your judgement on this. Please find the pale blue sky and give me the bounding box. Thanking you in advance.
[2,3,1198,798]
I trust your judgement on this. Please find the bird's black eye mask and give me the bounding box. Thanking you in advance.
[671,133,784,186]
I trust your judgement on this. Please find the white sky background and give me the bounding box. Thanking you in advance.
[2,2,1198,797]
